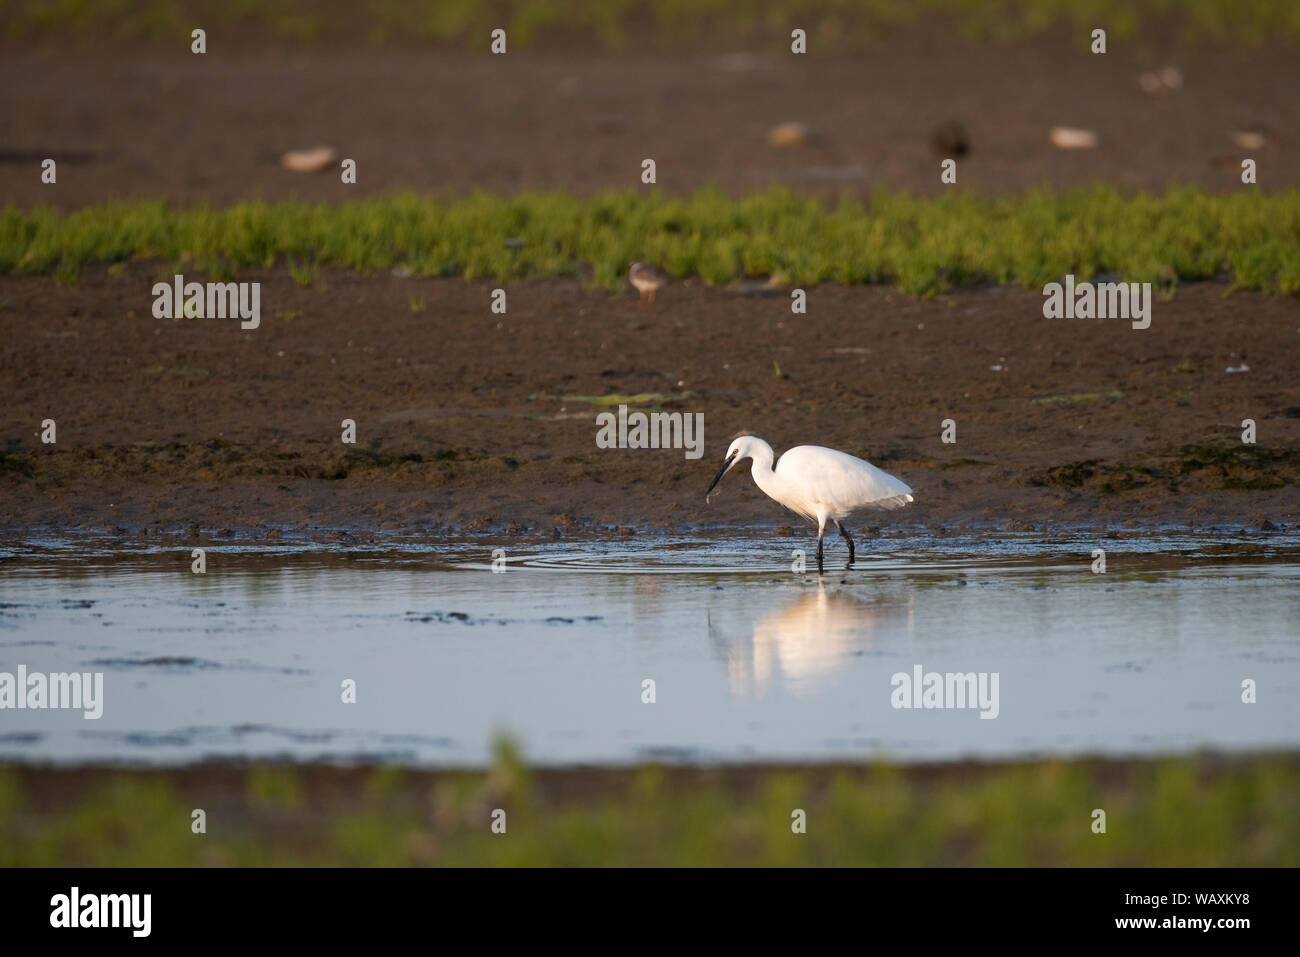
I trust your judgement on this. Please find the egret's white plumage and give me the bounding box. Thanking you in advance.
[705,434,914,570]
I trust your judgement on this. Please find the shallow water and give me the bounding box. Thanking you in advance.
[1,533,1298,766]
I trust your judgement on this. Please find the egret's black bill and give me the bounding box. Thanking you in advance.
[705,452,737,501]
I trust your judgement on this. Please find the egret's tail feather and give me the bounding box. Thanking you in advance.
[870,493,914,510]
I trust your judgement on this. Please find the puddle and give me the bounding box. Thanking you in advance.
[1,535,1297,766]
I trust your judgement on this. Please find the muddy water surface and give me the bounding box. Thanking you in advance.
[1,533,1297,766]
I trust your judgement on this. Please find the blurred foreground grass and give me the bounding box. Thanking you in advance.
[2,749,1297,866]
[5,187,1300,296]
[6,0,1300,48]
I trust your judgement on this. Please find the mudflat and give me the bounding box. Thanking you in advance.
[4,27,1297,542]
[2,269,1295,540]
[3,31,1299,210]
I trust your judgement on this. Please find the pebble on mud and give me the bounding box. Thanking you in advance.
[767,122,811,147]
[1138,66,1182,95]
[1049,127,1099,149]
[930,120,970,157]
[280,146,338,173]
[1231,127,1271,151]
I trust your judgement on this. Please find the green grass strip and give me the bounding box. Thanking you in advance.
[5,186,1299,296]
[2,752,1297,865]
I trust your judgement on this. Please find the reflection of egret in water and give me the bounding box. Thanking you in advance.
[714,586,908,696]
[632,575,664,642]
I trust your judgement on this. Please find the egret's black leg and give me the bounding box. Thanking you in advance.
[816,527,825,574]
[835,520,855,567]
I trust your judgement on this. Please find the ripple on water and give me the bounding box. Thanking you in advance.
[0,535,1296,767]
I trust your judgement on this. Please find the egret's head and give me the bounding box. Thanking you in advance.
[705,432,760,502]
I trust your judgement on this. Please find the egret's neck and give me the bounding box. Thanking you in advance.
[747,442,783,498]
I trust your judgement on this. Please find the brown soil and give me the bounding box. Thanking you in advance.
[3,30,1299,210]
[2,268,1297,541]
[2,33,1298,543]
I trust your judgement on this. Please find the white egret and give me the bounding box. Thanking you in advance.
[705,434,914,572]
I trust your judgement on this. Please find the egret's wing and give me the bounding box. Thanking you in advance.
[777,446,914,511]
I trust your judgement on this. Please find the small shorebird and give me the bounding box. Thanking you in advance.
[628,262,668,303]
[705,434,914,573]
